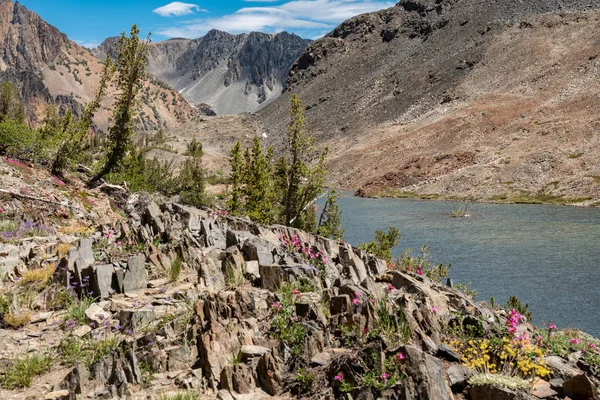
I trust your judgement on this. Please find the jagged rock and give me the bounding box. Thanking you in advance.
[116,309,156,331]
[90,264,117,299]
[222,246,245,279]
[85,303,111,325]
[123,254,147,292]
[257,352,282,395]
[470,385,537,400]
[331,295,352,315]
[245,260,260,280]
[0,243,20,276]
[144,201,165,235]
[242,237,274,266]
[446,364,472,392]
[57,364,89,400]
[437,343,462,362]
[339,244,368,284]
[563,374,600,400]
[531,377,559,398]
[226,229,253,248]
[544,356,582,380]
[125,349,142,385]
[403,344,453,399]
[167,345,193,371]
[201,219,227,249]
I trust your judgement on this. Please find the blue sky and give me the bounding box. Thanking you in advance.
[17,0,395,48]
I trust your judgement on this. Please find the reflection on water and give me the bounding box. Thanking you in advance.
[330,192,600,336]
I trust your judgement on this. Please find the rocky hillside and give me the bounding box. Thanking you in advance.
[96,30,310,116]
[147,31,309,115]
[258,0,600,205]
[1,156,600,399]
[0,0,193,131]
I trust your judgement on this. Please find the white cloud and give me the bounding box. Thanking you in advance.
[155,0,395,38]
[153,2,206,17]
[75,39,101,49]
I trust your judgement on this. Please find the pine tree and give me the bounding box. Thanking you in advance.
[227,141,244,215]
[317,190,344,240]
[89,25,150,185]
[281,94,328,230]
[245,137,274,224]
[0,82,24,123]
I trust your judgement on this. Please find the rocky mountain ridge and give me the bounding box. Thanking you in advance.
[258,0,600,205]
[0,0,193,130]
[96,30,311,115]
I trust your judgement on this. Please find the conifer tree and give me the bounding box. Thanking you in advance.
[0,82,24,123]
[281,94,328,230]
[317,190,344,240]
[227,141,244,215]
[245,137,274,224]
[89,25,150,185]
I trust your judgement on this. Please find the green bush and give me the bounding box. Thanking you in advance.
[1,354,53,389]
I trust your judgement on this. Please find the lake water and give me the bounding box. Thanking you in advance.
[332,192,600,337]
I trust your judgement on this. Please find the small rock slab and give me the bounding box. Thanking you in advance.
[85,303,111,325]
[30,312,54,324]
[241,345,270,359]
[44,390,70,400]
[531,378,559,398]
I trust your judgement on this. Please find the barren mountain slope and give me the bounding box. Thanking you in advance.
[0,0,193,130]
[258,0,600,204]
[96,30,311,115]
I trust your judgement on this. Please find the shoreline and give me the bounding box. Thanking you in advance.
[348,188,600,208]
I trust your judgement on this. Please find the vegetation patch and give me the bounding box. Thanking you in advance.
[0,354,53,389]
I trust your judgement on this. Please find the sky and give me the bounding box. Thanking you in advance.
[17,0,396,48]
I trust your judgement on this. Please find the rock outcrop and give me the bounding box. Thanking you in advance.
[0,159,599,399]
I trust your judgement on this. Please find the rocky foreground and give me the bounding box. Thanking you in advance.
[0,158,599,400]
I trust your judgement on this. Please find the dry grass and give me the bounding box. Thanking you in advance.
[18,265,55,286]
[56,243,71,258]
[5,311,32,328]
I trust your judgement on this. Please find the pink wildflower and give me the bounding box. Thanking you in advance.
[353,298,360,305]
[397,352,405,360]
[354,292,361,298]
[417,267,423,276]
[333,374,343,382]
[387,284,396,292]
[432,306,439,314]
[588,343,596,349]
[380,373,390,380]
[0,208,3,213]
[569,339,580,345]
[548,323,557,331]
[271,302,282,312]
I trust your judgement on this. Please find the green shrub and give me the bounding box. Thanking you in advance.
[359,227,400,263]
[0,354,53,389]
[185,139,203,157]
[170,256,182,282]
